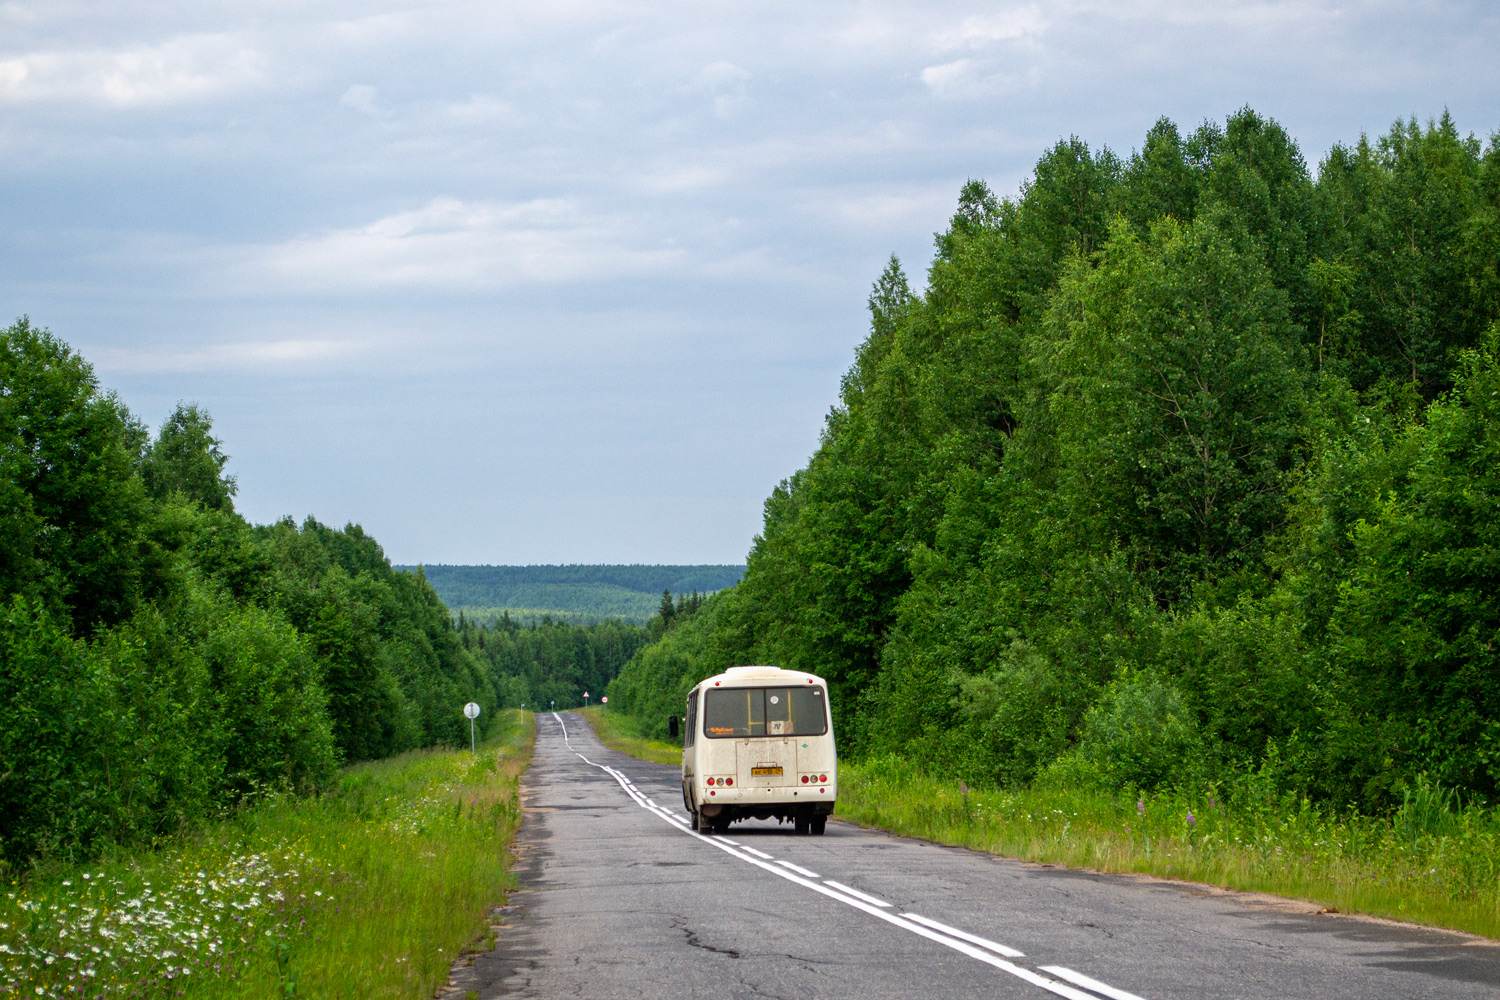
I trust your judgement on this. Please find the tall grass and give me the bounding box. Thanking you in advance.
[578,707,681,766]
[1,710,534,999]
[836,755,1500,940]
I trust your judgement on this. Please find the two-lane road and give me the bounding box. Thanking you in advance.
[453,713,1500,999]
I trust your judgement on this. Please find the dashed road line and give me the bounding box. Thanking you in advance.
[904,913,1024,957]
[1042,966,1148,1000]
[823,880,891,908]
[549,713,1145,1000]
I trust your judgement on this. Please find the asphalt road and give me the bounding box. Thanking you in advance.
[449,712,1500,1000]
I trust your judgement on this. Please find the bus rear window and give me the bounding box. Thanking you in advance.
[703,686,827,738]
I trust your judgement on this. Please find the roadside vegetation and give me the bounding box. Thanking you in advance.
[0,319,632,873]
[1,316,509,868]
[579,707,681,766]
[837,757,1500,940]
[606,109,1500,937]
[0,710,532,1000]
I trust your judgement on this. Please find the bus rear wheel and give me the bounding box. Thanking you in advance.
[811,815,827,836]
[689,809,700,831]
[794,816,810,835]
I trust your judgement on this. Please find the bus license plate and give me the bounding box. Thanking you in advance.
[751,766,783,776]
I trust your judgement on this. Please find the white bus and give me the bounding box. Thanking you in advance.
[677,665,836,835]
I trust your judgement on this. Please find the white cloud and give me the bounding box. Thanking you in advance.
[919,57,976,95]
[919,57,1028,99]
[695,60,750,90]
[631,163,729,195]
[691,59,751,118]
[441,93,515,123]
[0,32,265,105]
[930,7,1047,51]
[338,83,379,115]
[245,197,683,293]
[91,338,364,374]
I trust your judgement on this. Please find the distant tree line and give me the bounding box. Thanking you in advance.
[400,563,744,611]
[455,610,648,711]
[609,109,1500,813]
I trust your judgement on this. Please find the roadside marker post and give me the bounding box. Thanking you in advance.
[463,701,481,754]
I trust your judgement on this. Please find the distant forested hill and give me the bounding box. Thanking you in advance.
[397,564,745,624]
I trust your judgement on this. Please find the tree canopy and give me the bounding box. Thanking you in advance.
[609,109,1500,812]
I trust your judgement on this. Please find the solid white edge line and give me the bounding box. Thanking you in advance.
[738,845,774,860]
[775,859,820,878]
[903,913,1025,958]
[1040,966,1148,1000]
[552,711,1102,1000]
[822,880,891,908]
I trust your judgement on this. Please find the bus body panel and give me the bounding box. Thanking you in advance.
[680,665,837,829]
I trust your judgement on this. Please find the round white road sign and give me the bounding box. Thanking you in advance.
[463,701,481,719]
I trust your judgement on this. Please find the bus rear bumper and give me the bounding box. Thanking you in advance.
[697,799,835,821]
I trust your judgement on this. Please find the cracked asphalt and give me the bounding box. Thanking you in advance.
[450,713,1500,999]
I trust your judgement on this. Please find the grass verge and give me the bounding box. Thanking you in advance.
[2,709,535,999]
[836,755,1500,940]
[578,707,680,766]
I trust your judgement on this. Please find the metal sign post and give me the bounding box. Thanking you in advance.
[463,701,481,755]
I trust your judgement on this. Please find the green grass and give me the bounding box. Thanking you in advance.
[578,707,681,766]
[1,710,535,999]
[836,755,1500,940]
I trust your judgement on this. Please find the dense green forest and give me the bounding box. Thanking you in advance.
[610,109,1500,814]
[403,563,744,624]
[455,612,649,709]
[0,319,503,867]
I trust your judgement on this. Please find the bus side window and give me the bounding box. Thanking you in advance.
[684,692,697,748]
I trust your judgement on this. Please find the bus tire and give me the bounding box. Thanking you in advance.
[794,816,810,835]
[689,810,700,832]
[811,815,827,836]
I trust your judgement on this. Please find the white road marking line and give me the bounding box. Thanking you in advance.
[823,880,892,908]
[904,913,1024,958]
[775,859,820,878]
[738,845,775,860]
[1040,967,1147,1000]
[717,838,741,846]
[548,713,1135,1000]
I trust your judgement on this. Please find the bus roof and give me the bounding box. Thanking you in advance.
[693,665,827,690]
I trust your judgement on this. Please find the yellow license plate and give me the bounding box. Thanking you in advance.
[751,766,783,776]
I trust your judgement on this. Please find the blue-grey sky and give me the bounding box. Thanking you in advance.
[3,1,1496,564]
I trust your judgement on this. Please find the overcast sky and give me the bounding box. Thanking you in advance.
[2,1,1496,565]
